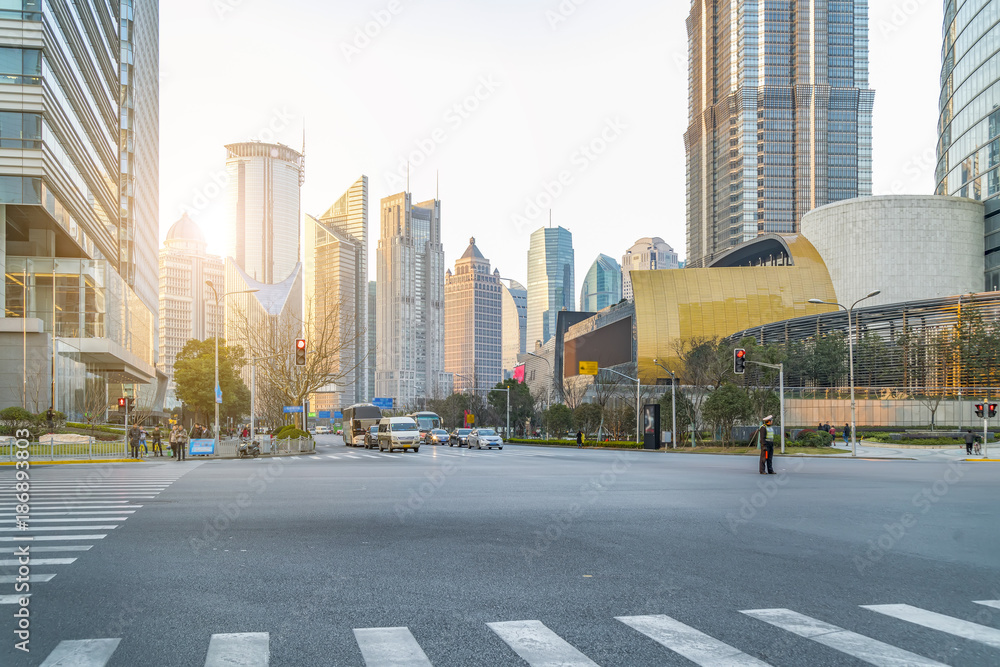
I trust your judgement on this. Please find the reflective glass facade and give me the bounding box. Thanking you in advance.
[579,254,621,312]
[685,0,874,268]
[526,226,574,348]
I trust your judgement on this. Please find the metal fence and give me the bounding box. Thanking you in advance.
[0,436,316,463]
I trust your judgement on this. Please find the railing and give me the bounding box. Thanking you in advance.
[0,436,316,462]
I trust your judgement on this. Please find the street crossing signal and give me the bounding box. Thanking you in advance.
[975,403,984,418]
[991,403,998,418]
[734,348,746,374]
[295,339,306,365]
[118,397,126,409]
[117,397,134,411]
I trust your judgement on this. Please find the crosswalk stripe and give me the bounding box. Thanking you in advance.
[0,558,76,565]
[741,608,945,666]
[0,525,118,531]
[362,455,380,459]
[974,600,1000,610]
[309,456,322,460]
[0,511,135,517]
[204,632,269,666]
[353,626,433,666]
[487,620,599,666]
[0,594,29,604]
[326,455,341,459]
[617,614,769,666]
[0,505,139,511]
[0,534,106,541]
[862,604,1000,649]
[0,517,128,523]
[39,638,121,666]
[0,573,55,582]
[9,545,92,552]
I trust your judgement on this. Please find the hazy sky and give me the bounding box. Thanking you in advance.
[160,0,942,289]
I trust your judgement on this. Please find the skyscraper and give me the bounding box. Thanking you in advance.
[526,226,574,349]
[376,192,446,407]
[499,277,527,379]
[158,214,224,406]
[224,141,304,284]
[0,1,160,417]
[684,0,874,267]
[304,176,369,410]
[580,254,622,312]
[444,238,503,393]
[368,281,377,400]
[621,237,678,300]
[305,176,368,410]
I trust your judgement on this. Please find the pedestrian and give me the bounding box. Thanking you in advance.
[965,429,975,455]
[169,425,179,458]
[139,428,148,457]
[190,423,202,439]
[843,423,850,446]
[152,424,163,457]
[46,406,55,433]
[128,425,141,459]
[576,430,583,448]
[174,425,188,461]
[755,415,776,475]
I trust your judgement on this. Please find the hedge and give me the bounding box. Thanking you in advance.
[507,437,645,449]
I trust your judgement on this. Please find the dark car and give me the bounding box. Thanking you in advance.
[449,428,473,447]
[426,428,450,445]
[365,424,379,449]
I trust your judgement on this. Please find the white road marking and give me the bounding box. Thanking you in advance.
[0,557,76,566]
[0,525,118,531]
[326,455,341,459]
[0,594,29,604]
[204,632,270,666]
[863,604,1000,649]
[309,456,322,460]
[974,600,1000,610]
[617,614,769,666]
[0,573,55,582]
[0,534,106,541]
[39,638,121,666]
[742,608,945,666]
[0,511,136,516]
[0,517,128,523]
[353,626,433,666]
[487,620,599,666]
[9,545,92,552]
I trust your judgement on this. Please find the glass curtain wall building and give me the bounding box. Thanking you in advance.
[579,253,622,312]
[444,239,502,393]
[526,225,574,348]
[684,0,875,267]
[0,0,160,418]
[936,0,1000,289]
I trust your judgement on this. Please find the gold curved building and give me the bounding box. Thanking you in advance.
[631,234,838,381]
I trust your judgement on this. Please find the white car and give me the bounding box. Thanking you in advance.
[468,428,503,450]
[315,425,330,435]
[377,417,421,453]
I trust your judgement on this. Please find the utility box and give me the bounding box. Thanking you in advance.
[643,403,661,450]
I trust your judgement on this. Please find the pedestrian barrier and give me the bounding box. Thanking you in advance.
[0,435,314,462]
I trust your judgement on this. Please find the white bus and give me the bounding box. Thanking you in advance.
[342,403,383,447]
[406,411,442,442]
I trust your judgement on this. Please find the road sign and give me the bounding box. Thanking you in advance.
[579,361,598,375]
[189,439,215,455]
[283,406,304,413]
[308,412,316,418]
[317,411,331,419]
[333,411,343,419]
[372,397,394,409]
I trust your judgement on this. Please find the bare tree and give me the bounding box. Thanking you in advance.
[81,378,108,434]
[562,374,590,410]
[673,337,731,440]
[24,358,47,413]
[591,369,625,441]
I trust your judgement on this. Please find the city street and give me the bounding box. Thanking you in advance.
[2,436,999,666]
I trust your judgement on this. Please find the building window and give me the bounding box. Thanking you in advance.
[0,47,41,84]
[0,0,41,21]
[0,111,40,148]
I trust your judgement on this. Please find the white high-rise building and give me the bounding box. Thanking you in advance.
[376,192,446,408]
[224,141,304,284]
[526,226,574,349]
[444,239,502,393]
[621,237,679,300]
[499,276,527,379]
[158,214,224,406]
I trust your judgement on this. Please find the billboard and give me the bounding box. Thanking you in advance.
[563,317,633,377]
[513,364,525,383]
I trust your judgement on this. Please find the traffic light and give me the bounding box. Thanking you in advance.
[295,338,306,365]
[734,348,746,374]
[990,403,998,418]
[118,397,126,410]
[975,403,984,418]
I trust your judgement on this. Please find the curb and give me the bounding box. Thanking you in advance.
[963,458,1000,462]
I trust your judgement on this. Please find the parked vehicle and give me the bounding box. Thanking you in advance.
[315,425,331,435]
[378,417,420,452]
[426,428,449,445]
[343,403,383,446]
[365,424,379,449]
[407,411,442,443]
[450,428,473,447]
[468,428,503,450]
[237,439,261,458]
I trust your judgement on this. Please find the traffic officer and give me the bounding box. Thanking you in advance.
[756,415,775,475]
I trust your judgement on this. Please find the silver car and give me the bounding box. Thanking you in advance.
[468,428,503,450]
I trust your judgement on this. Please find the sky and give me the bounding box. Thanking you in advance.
[160,0,942,291]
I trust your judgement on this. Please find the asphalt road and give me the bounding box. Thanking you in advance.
[2,435,999,666]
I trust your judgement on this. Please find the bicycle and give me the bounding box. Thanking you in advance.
[973,440,983,456]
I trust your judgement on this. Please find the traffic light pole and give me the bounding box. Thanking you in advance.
[984,394,989,458]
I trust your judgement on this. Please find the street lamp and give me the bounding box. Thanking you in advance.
[206,281,258,445]
[653,359,677,449]
[599,367,641,445]
[808,290,881,457]
[526,351,552,436]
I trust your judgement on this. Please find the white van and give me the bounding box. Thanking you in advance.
[377,417,421,453]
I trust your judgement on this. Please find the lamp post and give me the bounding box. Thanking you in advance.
[809,290,881,457]
[526,351,552,436]
[206,281,258,446]
[653,359,677,450]
[600,367,641,445]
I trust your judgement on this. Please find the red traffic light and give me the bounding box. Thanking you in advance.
[118,398,125,407]
[736,349,746,358]
[296,339,306,349]
[975,403,984,418]
[990,403,998,418]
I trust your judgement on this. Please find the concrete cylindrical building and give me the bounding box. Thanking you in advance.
[800,195,984,308]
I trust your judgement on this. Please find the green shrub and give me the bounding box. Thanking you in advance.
[506,437,644,449]
[276,428,310,440]
[793,429,833,447]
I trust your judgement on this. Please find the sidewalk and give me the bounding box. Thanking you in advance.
[827,440,997,461]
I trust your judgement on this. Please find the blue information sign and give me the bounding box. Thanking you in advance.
[283,406,304,414]
[189,438,215,455]
[372,397,394,409]
[317,410,331,419]
[333,411,343,419]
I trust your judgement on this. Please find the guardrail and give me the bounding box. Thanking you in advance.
[0,435,316,463]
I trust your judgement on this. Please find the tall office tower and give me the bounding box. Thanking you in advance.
[526,226,574,349]
[684,0,875,267]
[0,1,160,417]
[304,176,368,410]
[158,214,224,407]
[224,141,304,284]
[936,0,1000,289]
[368,281,376,400]
[621,237,679,300]
[580,254,622,312]
[376,192,446,408]
[444,239,503,393]
[499,277,527,378]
